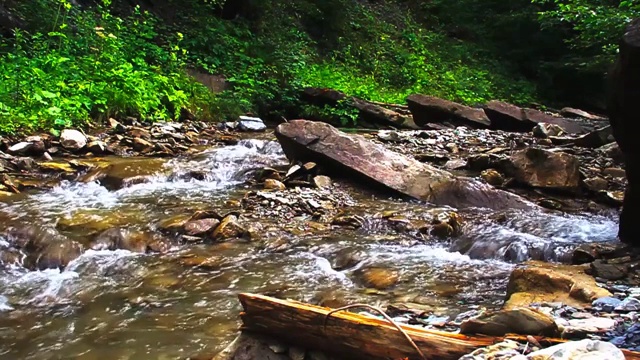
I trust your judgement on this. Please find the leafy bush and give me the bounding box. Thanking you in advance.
[0,0,213,133]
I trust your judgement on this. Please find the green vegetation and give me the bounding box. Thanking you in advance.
[0,0,638,133]
[0,0,212,133]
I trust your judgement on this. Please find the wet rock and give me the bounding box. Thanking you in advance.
[598,142,624,163]
[15,157,36,171]
[331,214,364,228]
[561,107,607,121]
[32,240,83,270]
[603,167,626,179]
[2,225,66,253]
[213,333,291,360]
[92,228,164,253]
[158,214,192,233]
[467,153,501,171]
[427,213,463,239]
[60,129,87,150]
[500,148,581,192]
[504,261,611,310]
[377,130,403,142]
[127,127,150,139]
[275,120,536,211]
[599,190,625,206]
[571,242,631,265]
[184,218,220,237]
[301,87,346,106]
[615,297,640,311]
[212,215,247,240]
[330,247,363,271]
[255,167,283,182]
[0,249,23,267]
[132,137,153,152]
[444,158,466,170]
[82,158,167,190]
[237,116,266,132]
[352,99,418,129]
[532,123,564,138]
[108,118,126,132]
[407,94,491,128]
[458,340,525,360]
[592,297,622,312]
[0,174,19,193]
[527,339,624,360]
[460,307,559,337]
[573,126,614,148]
[589,259,629,280]
[562,317,617,336]
[583,177,609,192]
[356,267,399,290]
[480,169,504,186]
[313,175,332,189]
[38,161,75,173]
[288,347,306,360]
[264,179,286,191]
[87,140,107,154]
[484,101,585,134]
[611,323,640,350]
[8,142,34,155]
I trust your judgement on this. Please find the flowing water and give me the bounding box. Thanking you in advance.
[0,138,620,359]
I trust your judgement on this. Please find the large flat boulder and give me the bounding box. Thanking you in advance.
[499,148,581,192]
[352,99,418,129]
[406,94,491,129]
[504,261,611,310]
[275,120,536,211]
[484,101,587,134]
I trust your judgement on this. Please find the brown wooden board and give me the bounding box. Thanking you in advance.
[238,293,640,360]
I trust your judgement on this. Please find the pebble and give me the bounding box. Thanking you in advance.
[592,296,623,312]
[615,297,640,312]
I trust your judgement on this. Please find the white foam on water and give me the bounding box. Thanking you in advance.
[369,243,501,266]
[290,252,353,286]
[0,140,286,220]
[456,210,619,261]
[0,294,13,311]
[66,249,139,273]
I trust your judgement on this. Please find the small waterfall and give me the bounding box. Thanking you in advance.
[0,139,287,221]
[451,209,618,262]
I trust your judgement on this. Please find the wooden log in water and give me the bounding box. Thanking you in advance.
[238,293,640,360]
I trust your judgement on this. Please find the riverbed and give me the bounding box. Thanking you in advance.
[0,134,619,359]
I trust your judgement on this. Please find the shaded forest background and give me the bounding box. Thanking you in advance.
[0,0,637,133]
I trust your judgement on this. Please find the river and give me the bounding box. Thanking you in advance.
[0,137,619,359]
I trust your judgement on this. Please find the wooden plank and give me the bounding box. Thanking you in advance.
[238,293,640,360]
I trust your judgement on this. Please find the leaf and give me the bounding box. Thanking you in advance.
[41,90,58,99]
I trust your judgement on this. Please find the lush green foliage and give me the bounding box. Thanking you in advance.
[533,0,640,70]
[1,0,636,132]
[0,0,213,133]
[176,0,538,125]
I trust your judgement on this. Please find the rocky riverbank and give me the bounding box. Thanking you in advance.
[0,97,637,359]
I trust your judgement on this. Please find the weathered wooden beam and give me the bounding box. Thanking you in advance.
[238,293,640,360]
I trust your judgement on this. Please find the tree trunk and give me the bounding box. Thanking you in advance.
[237,293,640,360]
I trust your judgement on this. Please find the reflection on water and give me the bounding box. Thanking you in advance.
[0,139,620,359]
